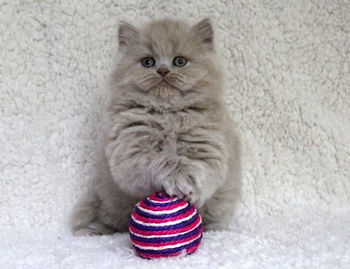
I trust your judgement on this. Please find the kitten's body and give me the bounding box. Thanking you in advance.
[72,19,241,235]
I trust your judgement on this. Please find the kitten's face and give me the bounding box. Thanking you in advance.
[116,19,219,99]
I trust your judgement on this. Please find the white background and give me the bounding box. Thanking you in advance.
[0,0,349,268]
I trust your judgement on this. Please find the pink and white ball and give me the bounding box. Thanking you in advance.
[129,192,204,258]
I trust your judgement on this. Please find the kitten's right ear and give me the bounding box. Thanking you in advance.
[118,21,139,48]
[192,18,214,50]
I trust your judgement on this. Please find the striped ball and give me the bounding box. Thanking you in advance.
[129,192,204,259]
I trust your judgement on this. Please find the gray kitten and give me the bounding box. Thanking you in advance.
[71,18,241,235]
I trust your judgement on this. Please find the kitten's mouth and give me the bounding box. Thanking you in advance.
[151,79,180,92]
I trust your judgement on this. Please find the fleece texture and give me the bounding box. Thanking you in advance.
[0,0,349,268]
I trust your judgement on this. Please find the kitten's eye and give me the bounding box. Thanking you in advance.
[173,56,188,67]
[141,57,155,68]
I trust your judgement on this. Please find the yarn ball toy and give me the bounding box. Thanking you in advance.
[129,191,204,259]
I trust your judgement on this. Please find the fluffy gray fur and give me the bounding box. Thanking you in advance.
[71,18,241,235]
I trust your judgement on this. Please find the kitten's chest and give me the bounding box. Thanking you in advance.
[157,113,187,154]
[115,108,209,156]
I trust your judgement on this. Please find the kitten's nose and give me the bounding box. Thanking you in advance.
[157,67,170,77]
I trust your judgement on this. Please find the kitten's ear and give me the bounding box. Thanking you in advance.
[192,18,214,49]
[118,21,139,48]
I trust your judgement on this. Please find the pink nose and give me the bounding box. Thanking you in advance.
[157,67,170,77]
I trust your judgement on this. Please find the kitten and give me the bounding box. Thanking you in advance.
[71,18,241,235]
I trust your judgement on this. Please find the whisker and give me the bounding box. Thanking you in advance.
[167,76,184,85]
[142,76,160,84]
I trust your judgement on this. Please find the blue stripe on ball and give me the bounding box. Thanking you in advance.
[133,234,203,255]
[155,192,171,198]
[143,197,183,207]
[130,212,199,231]
[130,223,203,243]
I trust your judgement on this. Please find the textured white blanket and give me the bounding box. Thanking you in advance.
[0,0,349,268]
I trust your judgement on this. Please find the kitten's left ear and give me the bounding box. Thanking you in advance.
[192,18,214,50]
[118,21,139,48]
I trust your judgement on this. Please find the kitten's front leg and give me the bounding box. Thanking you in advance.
[151,148,228,207]
[155,156,204,206]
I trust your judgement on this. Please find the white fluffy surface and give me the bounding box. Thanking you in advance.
[1,209,349,269]
[0,0,349,268]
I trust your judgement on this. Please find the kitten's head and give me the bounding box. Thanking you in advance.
[114,18,222,100]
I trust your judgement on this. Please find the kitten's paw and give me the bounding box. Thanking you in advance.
[73,223,113,236]
[74,227,102,236]
[162,174,203,207]
[204,222,232,232]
